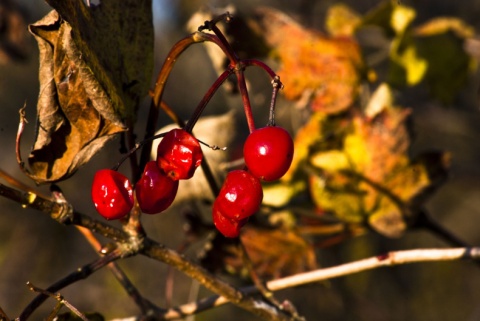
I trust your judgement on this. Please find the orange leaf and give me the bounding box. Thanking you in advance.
[254,7,364,114]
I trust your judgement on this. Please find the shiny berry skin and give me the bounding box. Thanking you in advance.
[156,128,203,180]
[243,126,294,181]
[135,161,179,214]
[214,170,263,221]
[212,202,248,238]
[91,169,134,220]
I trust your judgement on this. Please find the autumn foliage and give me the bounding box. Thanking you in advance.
[0,0,479,320]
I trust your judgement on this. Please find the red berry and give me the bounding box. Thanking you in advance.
[212,202,248,238]
[91,169,134,220]
[243,126,294,181]
[214,170,263,221]
[135,161,179,214]
[156,128,203,180]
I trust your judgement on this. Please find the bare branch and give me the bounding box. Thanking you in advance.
[26,282,89,321]
[267,247,480,290]
[0,181,288,321]
[19,249,124,320]
[152,247,480,319]
[75,226,162,315]
[141,240,290,321]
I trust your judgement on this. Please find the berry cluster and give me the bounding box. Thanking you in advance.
[91,129,202,220]
[213,125,294,238]
[90,14,294,238]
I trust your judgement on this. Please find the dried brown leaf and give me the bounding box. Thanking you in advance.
[200,226,316,279]
[240,226,317,279]
[24,1,153,183]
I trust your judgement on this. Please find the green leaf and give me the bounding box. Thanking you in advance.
[361,1,415,37]
[414,19,474,103]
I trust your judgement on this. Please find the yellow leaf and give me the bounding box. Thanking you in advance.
[306,104,448,238]
[390,37,428,85]
[263,181,306,207]
[325,3,361,37]
[284,112,327,181]
[310,150,350,172]
[391,4,416,35]
[368,201,406,238]
[364,83,394,118]
[415,17,475,38]
[309,174,366,224]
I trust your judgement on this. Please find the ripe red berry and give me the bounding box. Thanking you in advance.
[243,126,294,181]
[156,128,203,180]
[212,202,248,238]
[214,170,263,221]
[91,169,134,220]
[135,161,179,214]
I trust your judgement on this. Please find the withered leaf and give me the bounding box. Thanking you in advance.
[200,226,316,279]
[25,0,153,183]
[240,226,317,278]
[253,7,364,114]
[307,102,449,238]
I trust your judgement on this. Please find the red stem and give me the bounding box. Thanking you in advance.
[184,68,233,133]
[139,32,241,171]
[235,67,256,132]
[243,59,278,80]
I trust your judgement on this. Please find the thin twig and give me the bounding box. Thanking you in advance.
[153,247,480,319]
[75,226,161,315]
[26,282,89,321]
[141,240,290,321]
[19,250,124,320]
[0,181,287,320]
[267,247,480,290]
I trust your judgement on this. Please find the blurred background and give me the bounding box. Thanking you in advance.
[1,0,480,320]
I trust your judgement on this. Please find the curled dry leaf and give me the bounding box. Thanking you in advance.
[24,0,153,183]
[253,7,365,114]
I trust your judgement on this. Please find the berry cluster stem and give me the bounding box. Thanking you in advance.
[268,76,283,126]
[235,65,256,132]
[184,68,233,133]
